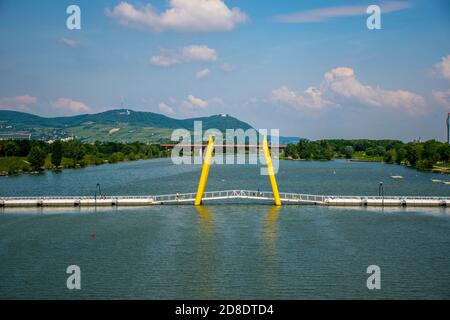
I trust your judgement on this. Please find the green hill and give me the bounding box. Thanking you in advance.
[0,109,254,143]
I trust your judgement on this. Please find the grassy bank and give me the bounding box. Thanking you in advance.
[0,153,169,176]
[351,151,383,162]
[0,157,32,175]
[0,140,170,176]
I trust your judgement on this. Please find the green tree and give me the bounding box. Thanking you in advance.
[395,147,406,164]
[374,146,386,156]
[297,140,313,159]
[284,144,298,159]
[28,146,46,171]
[405,143,422,166]
[121,144,137,155]
[421,140,440,165]
[316,140,334,160]
[384,149,396,163]
[343,146,354,159]
[51,141,63,167]
[365,147,377,157]
[63,140,85,161]
[4,141,18,157]
[438,143,450,162]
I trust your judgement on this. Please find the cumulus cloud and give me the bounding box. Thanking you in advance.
[186,94,208,108]
[60,37,79,48]
[274,1,412,23]
[196,68,210,79]
[272,86,333,110]
[158,102,175,115]
[272,67,426,116]
[0,94,37,111]
[150,49,181,66]
[432,89,450,109]
[150,45,217,66]
[2,95,37,105]
[323,67,426,115]
[435,55,450,81]
[0,95,93,116]
[105,0,247,32]
[51,98,91,114]
[182,45,217,61]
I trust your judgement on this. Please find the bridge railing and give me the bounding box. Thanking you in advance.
[153,192,196,202]
[0,195,154,200]
[322,195,450,200]
[1,191,449,203]
[279,192,325,203]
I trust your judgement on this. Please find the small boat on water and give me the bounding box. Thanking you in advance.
[432,179,442,183]
[391,175,403,179]
[442,181,450,185]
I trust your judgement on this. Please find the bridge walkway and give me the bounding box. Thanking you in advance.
[0,190,448,208]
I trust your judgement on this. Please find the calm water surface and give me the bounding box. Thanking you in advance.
[0,159,449,299]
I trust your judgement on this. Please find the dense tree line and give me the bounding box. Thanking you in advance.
[283,139,450,171]
[0,140,169,174]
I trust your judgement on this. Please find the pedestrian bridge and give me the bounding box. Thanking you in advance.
[1,189,449,208]
[1,136,448,209]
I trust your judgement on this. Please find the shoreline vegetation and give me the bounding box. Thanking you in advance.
[0,138,449,176]
[0,140,169,176]
[282,139,450,174]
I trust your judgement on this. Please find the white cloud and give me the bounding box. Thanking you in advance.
[0,94,37,112]
[323,67,426,115]
[182,45,217,61]
[435,55,450,81]
[187,94,208,108]
[0,95,37,106]
[272,67,426,116]
[158,102,175,115]
[274,1,411,23]
[51,98,91,114]
[432,89,450,108]
[196,68,210,79]
[150,45,217,66]
[0,95,93,116]
[60,37,79,48]
[272,86,332,110]
[105,0,247,32]
[150,49,181,66]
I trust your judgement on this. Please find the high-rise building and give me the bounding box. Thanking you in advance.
[447,112,450,144]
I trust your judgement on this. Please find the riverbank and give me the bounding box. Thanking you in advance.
[283,139,450,175]
[0,140,169,176]
[282,155,450,175]
[351,157,450,175]
[0,154,168,176]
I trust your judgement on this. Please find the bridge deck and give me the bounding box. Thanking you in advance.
[0,190,449,208]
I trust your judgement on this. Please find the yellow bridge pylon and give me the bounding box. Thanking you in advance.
[194,135,281,206]
[194,136,215,206]
[262,135,281,206]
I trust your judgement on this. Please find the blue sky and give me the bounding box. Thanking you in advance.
[0,0,449,141]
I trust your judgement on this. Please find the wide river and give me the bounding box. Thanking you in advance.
[0,158,449,299]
